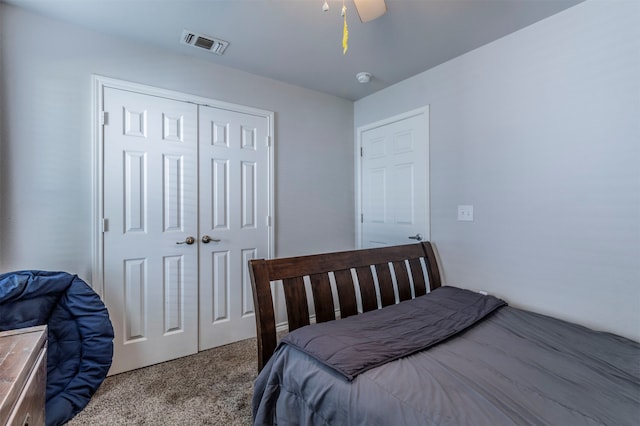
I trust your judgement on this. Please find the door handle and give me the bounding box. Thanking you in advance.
[408,233,423,241]
[201,235,221,244]
[176,236,196,245]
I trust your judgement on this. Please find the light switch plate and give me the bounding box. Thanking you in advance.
[458,205,474,221]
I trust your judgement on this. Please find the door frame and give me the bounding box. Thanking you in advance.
[91,75,275,297]
[355,106,430,248]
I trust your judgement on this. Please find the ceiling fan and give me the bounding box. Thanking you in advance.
[353,0,387,22]
[323,0,387,22]
[322,0,387,56]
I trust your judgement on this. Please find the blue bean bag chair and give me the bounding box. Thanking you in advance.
[0,270,114,426]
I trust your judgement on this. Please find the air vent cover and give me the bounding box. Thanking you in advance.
[181,29,229,55]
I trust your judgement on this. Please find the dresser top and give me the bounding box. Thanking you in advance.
[0,325,47,423]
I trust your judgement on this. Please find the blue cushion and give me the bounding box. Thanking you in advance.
[0,270,114,426]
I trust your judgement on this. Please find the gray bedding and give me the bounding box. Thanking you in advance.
[253,290,640,425]
[281,286,505,380]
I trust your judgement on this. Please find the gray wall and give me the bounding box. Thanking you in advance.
[0,4,355,280]
[2,2,638,342]
[355,1,640,341]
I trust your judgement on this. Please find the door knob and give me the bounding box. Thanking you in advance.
[176,236,196,245]
[201,235,221,244]
[408,233,423,241]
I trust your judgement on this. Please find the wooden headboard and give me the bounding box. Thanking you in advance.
[249,242,442,371]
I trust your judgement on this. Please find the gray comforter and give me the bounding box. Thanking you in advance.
[253,289,640,425]
[280,286,505,380]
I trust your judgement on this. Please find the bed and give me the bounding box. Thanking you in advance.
[249,242,640,425]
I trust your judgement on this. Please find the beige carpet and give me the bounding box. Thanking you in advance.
[67,338,257,425]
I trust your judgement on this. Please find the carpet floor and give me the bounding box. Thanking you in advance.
[66,338,258,425]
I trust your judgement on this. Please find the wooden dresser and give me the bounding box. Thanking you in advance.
[0,326,47,426]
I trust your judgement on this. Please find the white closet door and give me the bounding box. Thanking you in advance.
[103,87,199,374]
[198,106,270,350]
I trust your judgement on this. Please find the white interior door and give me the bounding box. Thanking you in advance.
[198,106,270,350]
[102,87,199,374]
[359,108,429,248]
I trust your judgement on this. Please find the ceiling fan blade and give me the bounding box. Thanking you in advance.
[353,0,387,23]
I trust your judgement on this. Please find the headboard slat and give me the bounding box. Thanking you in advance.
[309,273,336,323]
[282,276,310,332]
[334,269,358,318]
[375,262,396,307]
[355,266,378,312]
[393,260,412,302]
[409,258,427,296]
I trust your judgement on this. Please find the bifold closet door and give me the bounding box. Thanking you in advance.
[101,88,270,374]
[197,105,270,351]
[102,87,199,375]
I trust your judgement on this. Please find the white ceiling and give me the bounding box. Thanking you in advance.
[3,0,584,101]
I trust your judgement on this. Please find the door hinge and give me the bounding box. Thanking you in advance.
[101,218,109,232]
[360,147,363,157]
[266,136,271,147]
[266,215,272,227]
[100,111,109,126]
[361,213,363,223]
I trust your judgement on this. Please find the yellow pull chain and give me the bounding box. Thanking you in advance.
[342,4,348,55]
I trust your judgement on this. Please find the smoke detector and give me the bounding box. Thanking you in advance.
[181,29,229,55]
[356,72,372,83]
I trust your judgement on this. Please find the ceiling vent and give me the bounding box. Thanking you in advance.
[181,29,229,55]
